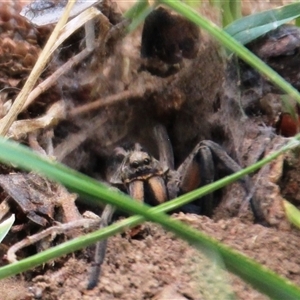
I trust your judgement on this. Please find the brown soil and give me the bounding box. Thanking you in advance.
[10,214,300,300]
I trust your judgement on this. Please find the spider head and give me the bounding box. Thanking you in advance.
[122,146,162,183]
[110,142,169,205]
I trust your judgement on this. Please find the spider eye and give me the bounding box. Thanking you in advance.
[131,161,139,168]
[144,158,150,165]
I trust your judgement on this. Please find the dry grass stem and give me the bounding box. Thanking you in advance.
[69,83,158,117]
[0,0,76,136]
[50,7,101,54]
[8,102,66,140]
[23,48,92,110]
[7,218,101,263]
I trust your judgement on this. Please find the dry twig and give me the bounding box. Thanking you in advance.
[69,83,158,117]
[23,42,92,111]
[8,101,66,140]
[7,217,101,263]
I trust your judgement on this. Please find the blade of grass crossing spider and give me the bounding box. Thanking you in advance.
[0,202,300,300]
[190,248,236,299]
[0,139,300,298]
[0,136,299,212]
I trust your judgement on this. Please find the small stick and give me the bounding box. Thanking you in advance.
[28,132,47,156]
[87,204,115,290]
[69,69,171,117]
[69,84,157,117]
[7,218,100,263]
[85,19,96,51]
[23,48,92,111]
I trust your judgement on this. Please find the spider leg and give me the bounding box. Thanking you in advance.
[153,123,174,170]
[153,124,181,200]
[197,141,264,222]
[177,142,215,216]
[177,139,264,218]
[87,204,115,290]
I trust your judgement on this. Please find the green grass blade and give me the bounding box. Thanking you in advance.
[227,19,297,46]
[222,1,234,27]
[160,0,300,106]
[0,138,299,298]
[229,0,241,22]
[225,3,300,44]
[283,200,300,229]
[124,0,149,19]
[221,0,241,27]
[0,136,298,215]
[0,214,14,244]
[124,0,154,33]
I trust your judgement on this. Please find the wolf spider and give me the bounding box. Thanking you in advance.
[110,124,255,217]
[87,124,258,289]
